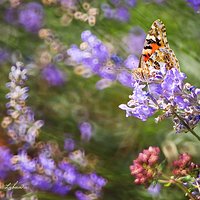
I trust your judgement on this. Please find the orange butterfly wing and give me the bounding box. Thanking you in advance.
[133,19,179,82]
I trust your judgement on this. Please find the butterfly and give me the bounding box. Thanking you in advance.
[133,19,180,83]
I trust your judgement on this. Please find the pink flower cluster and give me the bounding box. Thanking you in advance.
[130,146,160,185]
[172,153,198,176]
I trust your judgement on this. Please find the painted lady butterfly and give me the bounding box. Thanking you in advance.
[133,19,180,83]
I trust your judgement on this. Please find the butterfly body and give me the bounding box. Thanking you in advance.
[133,19,179,83]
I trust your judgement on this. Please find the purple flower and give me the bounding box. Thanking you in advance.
[187,0,200,11]
[76,173,107,192]
[68,31,109,75]
[124,54,139,70]
[42,64,66,86]
[31,174,52,190]
[79,122,92,141]
[4,8,19,25]
[117,70,134,88]
[90,173,107,191]
[119,103,156,121]
[75,191,96,200]
[18,2,44,32]
[161,68,186,99]
[111,54,123,65]
[3,63,107,199]
[114,7,130,22]
[5,62,44,144]
[51,183,71,195]
[68,31,134,88]
[64,138,75,152]
[99,66,117,80]
[0,48,10,64]
[67,45,87,63]
[59,162,77,185]
[14,150,36,173]
[101,4,130,22]
[149,83,162,96]
[101,4,115,19]
[120,68,200,132]
[122,27,146,55]
[0,147,12,179]
[38,152,55,175]
[53,168,64,181]
[148,183,161,196]
[101,0,136,22]
[125,0,137,7]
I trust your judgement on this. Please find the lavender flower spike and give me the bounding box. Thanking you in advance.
[67,30,133,88]
[4,62,44,145]
[119,68,200,137]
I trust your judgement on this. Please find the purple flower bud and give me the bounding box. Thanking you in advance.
[16,150,36,172]
[114,7,130,22]
[31,174,52,190]
[67,45,86,63]
[76,173,106,192]
[79,122,92,141]
[51,183,71,196]
[123,27,146,55]
[111,54,123,65]
[64,138,75,152]
[42,64,66,86]
[125,0,137,7]
[148,183,161,196]
[124,55,139,70]
[99,66,117,80]
[149,83,162,96]
[101,4,115,18]
[117,70,134,88]
[0,147,12,179]
[18,2,44,33]
[187,0,200,11]
[0,48,10,64]
[81,30,92,42]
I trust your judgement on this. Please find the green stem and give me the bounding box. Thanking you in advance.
[147,94,200,142]
[175,180,196,200]
[174,112,200,142]
[160,174,196,200]
[158,179,170,184]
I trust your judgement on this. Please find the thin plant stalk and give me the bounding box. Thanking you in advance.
[160,174,196,200]
[174,112,200,142]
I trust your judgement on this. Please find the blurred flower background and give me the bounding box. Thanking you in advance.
[0,0,200,199]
